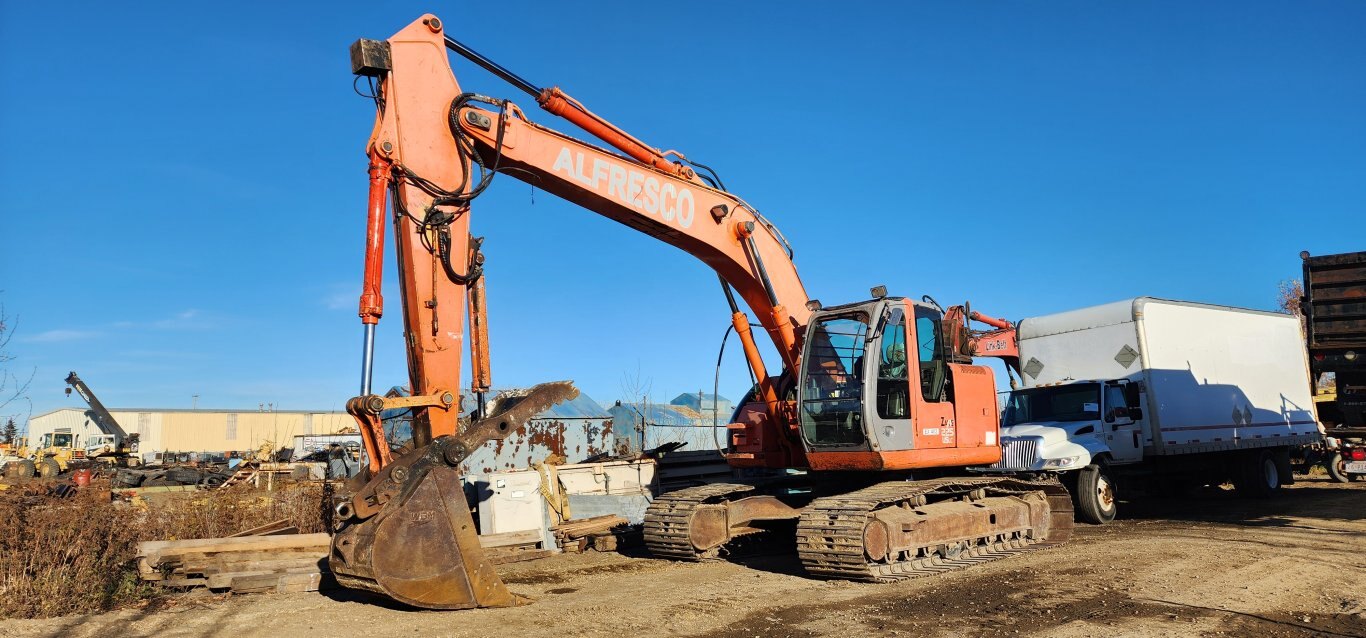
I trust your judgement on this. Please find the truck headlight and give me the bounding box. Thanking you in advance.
[1041,455,1085,469]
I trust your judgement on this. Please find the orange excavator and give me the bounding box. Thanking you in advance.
[329,14,1072,609]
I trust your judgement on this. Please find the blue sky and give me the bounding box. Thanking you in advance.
[1,1,1363,429]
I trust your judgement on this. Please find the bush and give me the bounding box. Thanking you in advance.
[0,479,330,619]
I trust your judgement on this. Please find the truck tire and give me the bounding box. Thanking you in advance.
[1325,452,1360,482]
[166,467,203,485]
[1234,450,1281,498]
[1074,463,1118,524]
[115,470,145,488]
[37,458,61,479]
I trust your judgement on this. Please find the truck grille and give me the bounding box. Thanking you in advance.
[990,437,1039,470]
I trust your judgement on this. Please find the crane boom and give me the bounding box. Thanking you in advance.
[63,371,128,440]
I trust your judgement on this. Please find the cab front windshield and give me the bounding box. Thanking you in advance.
[44,433,74,448]
[1002,383,1101,426]
[800,313,869,446]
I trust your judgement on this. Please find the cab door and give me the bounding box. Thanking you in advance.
[910,305,956,449]
[865,306,914,452]
[1103,381,1143,464]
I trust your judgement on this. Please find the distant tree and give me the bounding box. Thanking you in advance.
[1,418,14,445]
[1277,279,1304,320]
[1278,279,1335,392]
[0,301,34,431]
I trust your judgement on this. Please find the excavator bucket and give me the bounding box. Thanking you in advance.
[329,381,578,609]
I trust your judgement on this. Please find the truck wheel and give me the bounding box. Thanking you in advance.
[1325,452,1350,483]
[1234,450,1281,498]
[1075,464,1118,524]
[37,458,61,479]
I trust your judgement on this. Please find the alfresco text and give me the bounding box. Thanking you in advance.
[551,147,695,228]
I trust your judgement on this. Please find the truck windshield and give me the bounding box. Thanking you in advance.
[801,314,869,446]
[1002,384,1101,426]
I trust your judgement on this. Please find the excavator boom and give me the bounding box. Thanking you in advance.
[332,15,814,609]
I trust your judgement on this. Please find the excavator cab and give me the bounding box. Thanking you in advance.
[795,297,1002,471]
[798,298,944,450]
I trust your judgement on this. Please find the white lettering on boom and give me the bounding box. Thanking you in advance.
[551,146,695,229]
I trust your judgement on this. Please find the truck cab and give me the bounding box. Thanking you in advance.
[977,379,1144,524]
[994,380,1146,471]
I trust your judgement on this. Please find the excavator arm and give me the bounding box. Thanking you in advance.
[944,304,1021,385]
[330,15,812,609]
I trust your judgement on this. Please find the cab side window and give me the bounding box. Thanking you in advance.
[914,307,947,402]
[876,313,908,418]
[1104,385,1129,423]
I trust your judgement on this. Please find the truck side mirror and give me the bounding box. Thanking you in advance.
[1128,407,1143,420]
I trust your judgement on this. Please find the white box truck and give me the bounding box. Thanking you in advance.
[976,297,1322,524]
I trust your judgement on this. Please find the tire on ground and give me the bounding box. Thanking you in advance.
[37,458,61,479]
[1074,463,1118,524]
[2,460,30,478]
[166,467,203,484]
[115,469,145,487]
[1234,449,1281,498]
[16,459,36,478]
[1325,452,1350,483]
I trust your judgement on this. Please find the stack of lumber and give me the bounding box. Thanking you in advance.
[137,522,331,594]
[139,523,562,594]
[552,515,629,553]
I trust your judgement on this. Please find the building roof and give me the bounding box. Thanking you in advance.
[31,406,347,420]
[671,392,728,404]
[609,402,725,427]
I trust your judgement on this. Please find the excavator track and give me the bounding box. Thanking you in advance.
[643,483,756,561]
[796,477,1074,582]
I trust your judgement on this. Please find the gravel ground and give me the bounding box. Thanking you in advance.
[3,479,1363,638]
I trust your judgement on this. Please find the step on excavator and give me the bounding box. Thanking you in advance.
[329,14,1073,610]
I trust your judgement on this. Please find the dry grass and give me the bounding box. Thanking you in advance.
[0,479,330,620]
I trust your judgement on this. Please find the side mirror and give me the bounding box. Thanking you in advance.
[1128,407,1143,420]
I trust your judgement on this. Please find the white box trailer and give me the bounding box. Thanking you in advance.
[978,297,1322,523]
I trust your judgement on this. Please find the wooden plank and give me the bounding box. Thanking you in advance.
[477,529,543,549]
[154,577,209,588]
[274,572,324,593]
[166,549,327,566]
[228,519,296,537]
[139,532,331,558]
[197,557,325,576]
[207,566,322,590]
[552,515,628,539]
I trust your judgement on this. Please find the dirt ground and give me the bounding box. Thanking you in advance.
[3,479,1363,638]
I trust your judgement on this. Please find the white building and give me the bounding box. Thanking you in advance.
[26,407,354,460]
